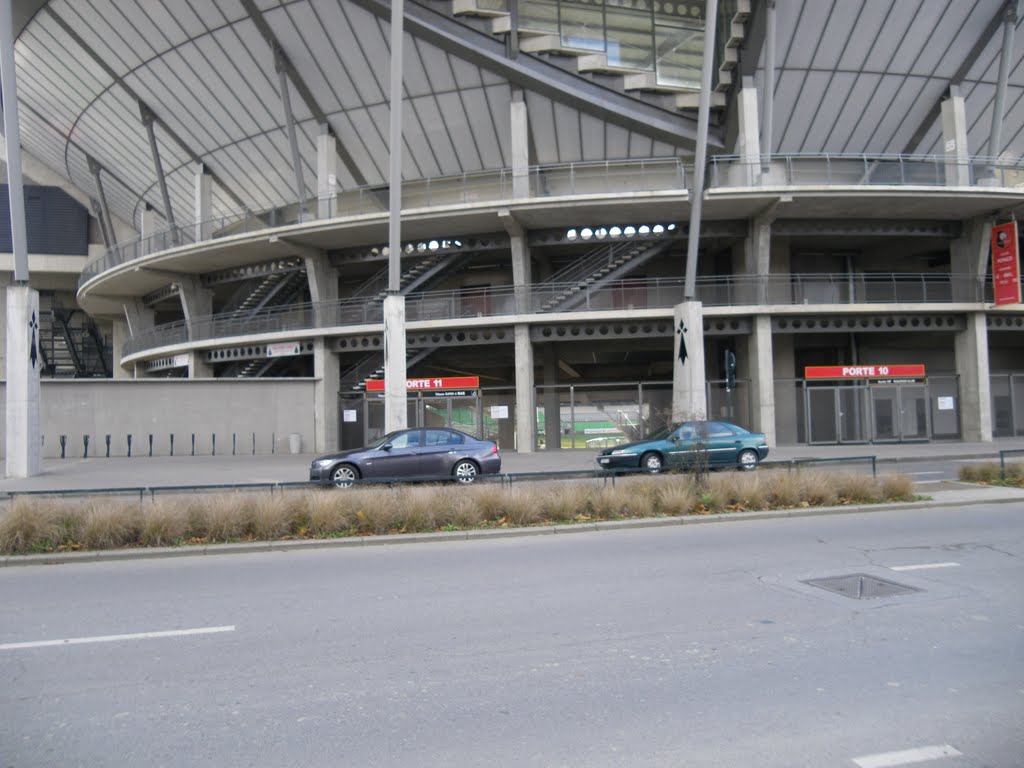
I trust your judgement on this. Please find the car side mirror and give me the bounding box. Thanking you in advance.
[381,442,393,451]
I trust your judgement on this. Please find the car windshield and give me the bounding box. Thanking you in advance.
[647,425,676,441]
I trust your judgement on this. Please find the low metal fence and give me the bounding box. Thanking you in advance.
[1,455,879,502]
[999,448,1024,480]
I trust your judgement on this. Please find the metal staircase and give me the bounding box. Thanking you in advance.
[221,268,308,319]
[539,238,672,311]
[37,294,111,378]
[352,252,468,300]
[340,347,437,392]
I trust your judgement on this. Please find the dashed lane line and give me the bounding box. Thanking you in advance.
[889,562,961,571]
[0,625,235,651]
[852,744,962,767]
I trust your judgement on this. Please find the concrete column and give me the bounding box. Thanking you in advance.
[542,343,560,450]
[5,285,41,477]
[194,163,213,242]
[511,89,529,199]
[748,315,776,445]
[188,351,212,378]
[140,203,158,255]
[383,293,407,433]
[317,125,340,220]
[951,216,993,301]
[178,276,213,354]
[941,87,970,186]
[736,76,761,186]
[514,324,535,452]
[314,338,340,451]
[772,334,797,444]
[501,211,531,312]
[672,301,707,422]
[304,251,338,304]
[955,311,993,442]
[111,317,135,379]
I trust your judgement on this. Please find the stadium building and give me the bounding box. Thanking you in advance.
[2,0,1024,463]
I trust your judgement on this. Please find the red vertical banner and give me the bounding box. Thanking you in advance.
[991,222,1021,306]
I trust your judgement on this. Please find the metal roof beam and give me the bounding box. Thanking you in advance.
[238,0,369,187]
[44,6,249,213]
[139,103,180,245]
[349,0,715,150]
[902,0,1016,155]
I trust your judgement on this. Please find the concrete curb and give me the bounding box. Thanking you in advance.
[4,489,1022,568]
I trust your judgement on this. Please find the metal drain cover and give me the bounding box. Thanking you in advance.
[803,573,920,599]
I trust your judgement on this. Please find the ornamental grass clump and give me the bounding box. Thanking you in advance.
[653,476,699,516]
[0,468,920,555]
[80,499,142,550]
[0,499,60,554]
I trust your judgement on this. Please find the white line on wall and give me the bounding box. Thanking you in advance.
[0,625,236,651]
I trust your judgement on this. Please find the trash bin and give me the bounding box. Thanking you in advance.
[288,433,302,454]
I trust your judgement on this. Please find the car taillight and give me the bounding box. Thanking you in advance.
[491,445,499,454]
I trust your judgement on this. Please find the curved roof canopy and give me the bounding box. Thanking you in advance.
[5,0,1024,237]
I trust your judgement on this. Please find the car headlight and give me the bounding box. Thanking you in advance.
[312,459,335,468]
[609,449,636,456]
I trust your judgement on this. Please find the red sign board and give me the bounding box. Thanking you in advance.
[804,364,926,380]
[365,376,480,392]
[991,222,1021,306]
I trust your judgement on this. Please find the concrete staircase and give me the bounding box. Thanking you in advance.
[443,0,748,109]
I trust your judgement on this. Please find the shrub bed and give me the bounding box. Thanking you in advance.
[957,461,1024,486]
[0,470,917,556]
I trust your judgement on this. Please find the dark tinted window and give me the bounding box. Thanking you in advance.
[425,429,462,446]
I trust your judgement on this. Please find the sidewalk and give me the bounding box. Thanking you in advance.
[2,438,1023,494]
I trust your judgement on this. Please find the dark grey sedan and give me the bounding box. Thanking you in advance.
[310,427,501,488]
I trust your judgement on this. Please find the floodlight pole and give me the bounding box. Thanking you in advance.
[383,0,408,433]
[683,0,718,300]
[2,0,41,478]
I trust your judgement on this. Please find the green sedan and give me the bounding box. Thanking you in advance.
[596,420,769,473]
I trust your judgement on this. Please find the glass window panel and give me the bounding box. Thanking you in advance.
[655,23,703,89]
[520,0,559,32]
[559,0,606,51]
[604,4,654,70]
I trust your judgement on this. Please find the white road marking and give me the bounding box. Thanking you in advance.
[889,562,960,572]
[852,744,962,768]
[0,625,235,651]
[906,471,945,476]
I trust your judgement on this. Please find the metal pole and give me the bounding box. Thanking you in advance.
[141,105,180,246]
[388,0,404,293]
[683,0,719,300]
[988,1,1017,164]
[1,0,28,283]
[761,0,776,170]
[277,47,308,222]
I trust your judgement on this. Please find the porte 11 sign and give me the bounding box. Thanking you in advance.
[364,376,480,391]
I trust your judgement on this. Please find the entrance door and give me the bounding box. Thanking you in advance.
[807,387,839,444]
[871,385,929,442]
[899,384,929,441]
[838,386,869,443]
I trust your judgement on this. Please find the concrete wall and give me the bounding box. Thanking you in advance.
[0,378,316,459]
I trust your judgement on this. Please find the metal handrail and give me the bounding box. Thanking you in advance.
[708,152,1024,189]
[122,272,1004,358]
[79,158,689,289]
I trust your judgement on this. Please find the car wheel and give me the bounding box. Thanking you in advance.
[452,459,479,484]
[641,452,664,473]
[737,449,759,471]
[331,464,359,488]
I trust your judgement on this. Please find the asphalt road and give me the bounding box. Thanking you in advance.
[2,503,1022,767]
